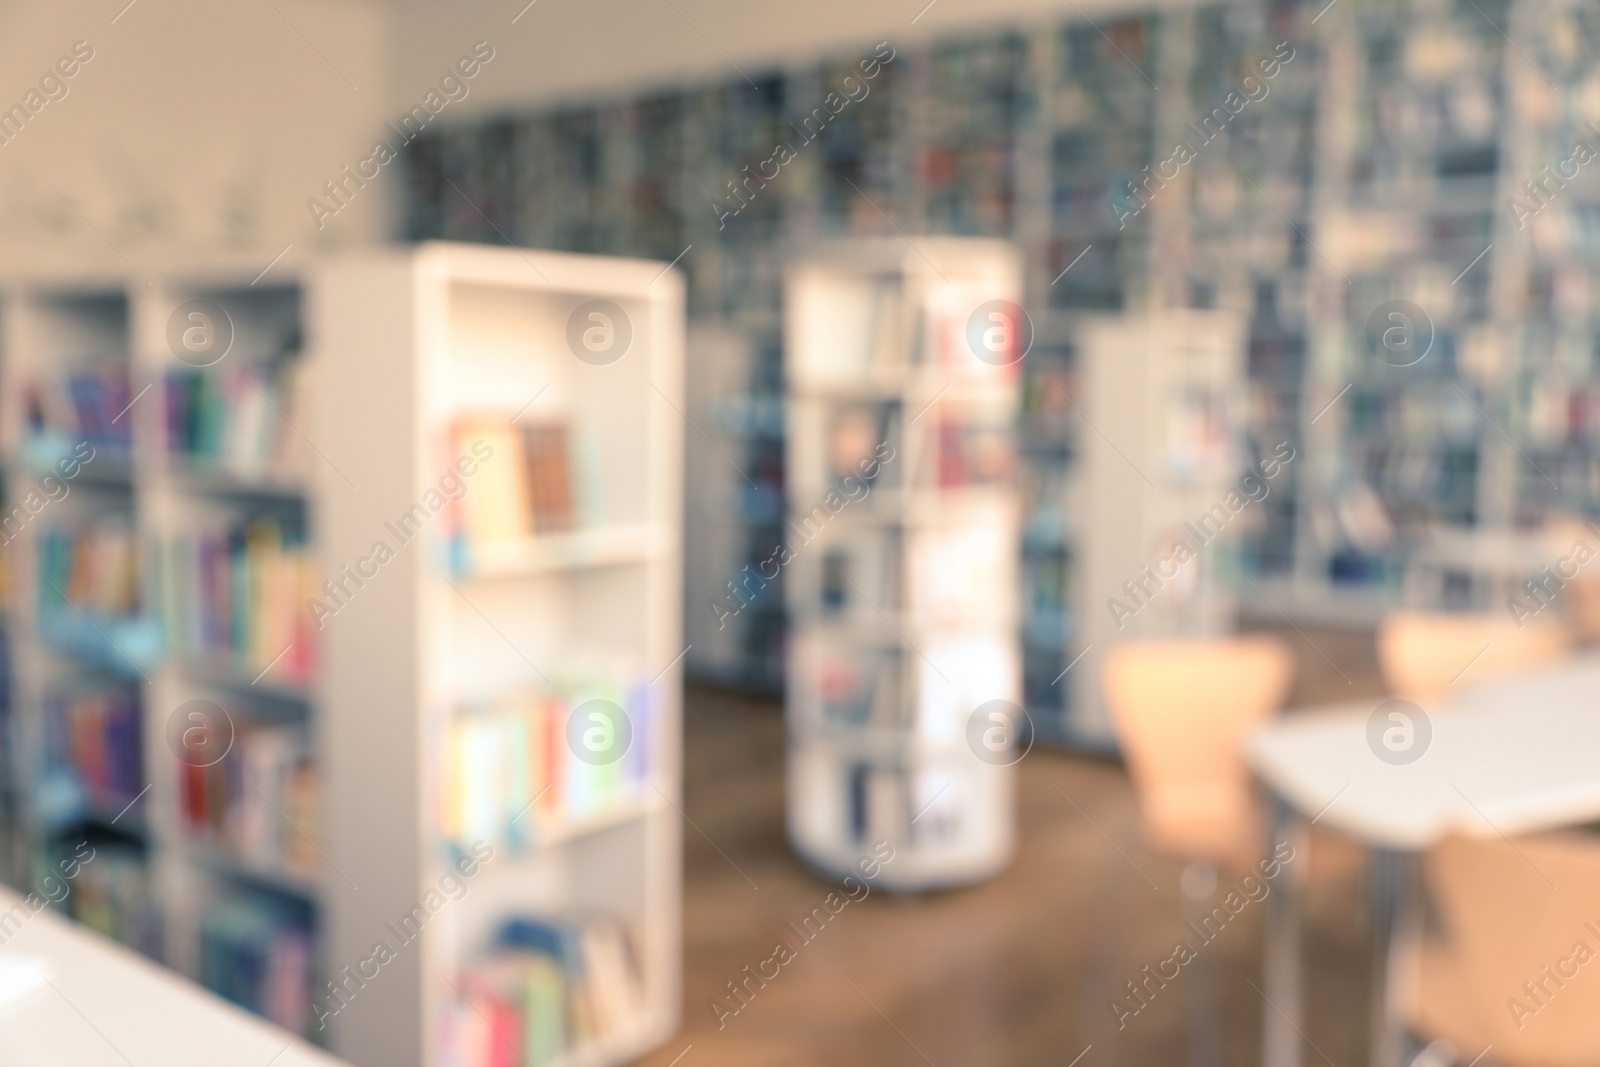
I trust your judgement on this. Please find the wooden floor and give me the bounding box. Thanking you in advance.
[636,625,1392,1067]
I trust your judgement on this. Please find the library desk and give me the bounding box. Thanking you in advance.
[1245,655,1600,1067]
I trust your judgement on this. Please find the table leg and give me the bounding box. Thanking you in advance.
[1263,801,1306,1067]
[1368,849,1417,1067]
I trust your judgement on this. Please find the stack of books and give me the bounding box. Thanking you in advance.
[169,515,318,685]
[452,418,587,546]
[438,679,650,852]
[180,722,316,876]
[441,914,647,1067]
[44,686,143,814]
[24,366,135,456]
[199,894,315,1037]
[163,362,309,481]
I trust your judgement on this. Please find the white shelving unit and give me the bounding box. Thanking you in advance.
[315,244,683,1067]
[1071,310,1249,745]
[783,238,1023,891]
[0,242,684,1067]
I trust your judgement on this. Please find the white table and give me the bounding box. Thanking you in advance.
[1245,655,1600,1067]
[0,888,348,1067]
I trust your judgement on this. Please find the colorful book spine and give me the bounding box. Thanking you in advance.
[523,424,575,533]
[43,686,143,811]
[451,418,591,548]
[931,415,1014,488]
[199,894,315,1037]
[171,516,318,684]
[437,680,651,853]
[38,519,142,619]
[180,722,316,875]
[442,915,645,1067]
[163,361,309,479]
[26,366,134,453]
[61,843,164,960]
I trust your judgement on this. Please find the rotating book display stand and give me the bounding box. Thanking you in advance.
[783,238,1024,891]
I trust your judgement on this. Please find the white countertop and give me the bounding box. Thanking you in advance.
[0,887,348,1067]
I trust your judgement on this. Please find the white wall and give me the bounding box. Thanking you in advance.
[383,0,1192,119]
[0,0,387,280]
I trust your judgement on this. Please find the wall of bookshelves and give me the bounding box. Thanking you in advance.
[0,243,683,1067]
[399,0,1600,741]
[392,8,1314,745]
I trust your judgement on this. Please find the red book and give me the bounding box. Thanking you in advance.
[937,419,966,487]
[522,424,574,533]
[184,761,206,826]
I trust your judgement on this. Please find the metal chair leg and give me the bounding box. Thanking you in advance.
[1181,860,1223,1067]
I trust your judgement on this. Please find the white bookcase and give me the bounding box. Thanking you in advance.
[0,242,684,1067]
[783,238,1023,891]
[1071,311,1249,744]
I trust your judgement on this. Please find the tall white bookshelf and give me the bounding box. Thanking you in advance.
[783,238,1023,891]
[0,242,684,1067]
[1071,310,1249,745]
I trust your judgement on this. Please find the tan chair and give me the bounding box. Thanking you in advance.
[1403,832,1600,1067]
[1377,611,1570,704]
[1103,636,1296,1067]
[1103,635,1296,868]
[1562,580,1600,644]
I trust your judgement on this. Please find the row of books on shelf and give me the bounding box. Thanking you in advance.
[934,416,1013,487]
[43,686,143,816]
[17,362,310,481]
[25,366,135,454]
[821,404,1013,491]
[452,418,588,546]
[168,515,318,686]
[200,892,315,1038]
[794,634,1014,737]
[35,514,318,682]
[438,679,653,853]
[164,363,310,482]
[38,517,141,619]
[807,523,1013,627]
[180,721,317,878]
[797,281,1025,382]
[792,746,975,849]
[845,758,968,846]
[49,839,165,961]
[441,914,647,1067]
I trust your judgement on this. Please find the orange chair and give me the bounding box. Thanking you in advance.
[1377,611,1570,704]
[1103,636,1296,1067]
[1562,580,1600,644]
[1402,832,1600,1067]
[1103,635,1296,869]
